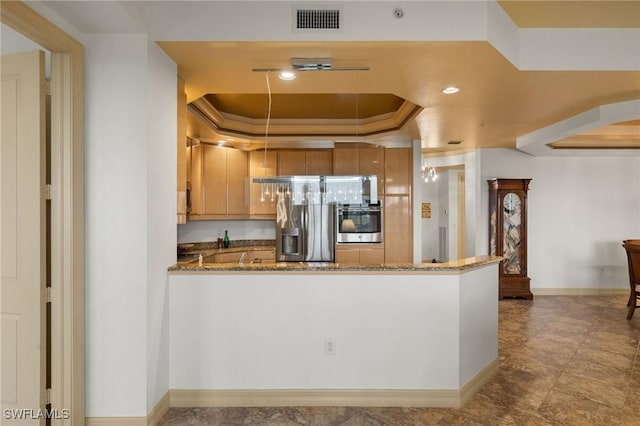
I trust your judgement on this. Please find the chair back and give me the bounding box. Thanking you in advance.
[623,240,640,286]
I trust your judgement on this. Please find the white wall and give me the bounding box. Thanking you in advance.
[170,267,497,391]
[418,151,481,262]
[420,180,440,262]
[84,33,177,417]
[85,34,148,417]
[146,40,176,412]
[480,149,640,290]
[178,219,276,244]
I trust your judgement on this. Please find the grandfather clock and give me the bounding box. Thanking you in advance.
[488,178,532,300]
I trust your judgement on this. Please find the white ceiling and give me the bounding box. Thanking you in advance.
[22,1,640,155]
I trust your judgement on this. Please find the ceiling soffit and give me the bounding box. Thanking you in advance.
[548,119,640,150]
[497,1,640,28]
[189,94,423,139]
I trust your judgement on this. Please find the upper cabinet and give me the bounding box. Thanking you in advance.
[384,148,411,195]
[333,147,384,195]
[176,78,188,224]
[249,150,278,216]
[189,144,248,219]
[383,148,413,263]
[278,150,332,176]
[184,146,411,223]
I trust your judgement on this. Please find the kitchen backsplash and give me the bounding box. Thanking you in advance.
[177,219,276,244]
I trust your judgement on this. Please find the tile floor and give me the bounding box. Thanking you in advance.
[158,295,640,425]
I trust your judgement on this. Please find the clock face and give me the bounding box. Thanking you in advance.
[503,192,521,212]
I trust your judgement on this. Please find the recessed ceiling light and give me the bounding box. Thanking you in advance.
[278,71,296,81]
[442,86,460,94]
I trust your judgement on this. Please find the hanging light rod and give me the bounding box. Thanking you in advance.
[252,57,370,72]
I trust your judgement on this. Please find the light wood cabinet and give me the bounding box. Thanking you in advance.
[278,150,332,175]
[305,150,333,175]
[360,246,385,264]
[177,77,188,223]
[278,151,306,175]
[247,249,276,262]
[384,195,412,263]
[202,145,227,215]
[333,147,359,175]
[384,148,411,195]
[189,144,203,216]
[333,147,384,194]
[335,244,384,264]
[213,249,276,264]
[226,148,249,215]
[335,247,360,263]
[189,144,248,219]
[249,150,278,216]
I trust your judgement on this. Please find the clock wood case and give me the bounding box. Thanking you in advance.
[488,178,533,300]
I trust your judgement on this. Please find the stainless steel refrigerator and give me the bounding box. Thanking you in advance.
[275,177,336,262]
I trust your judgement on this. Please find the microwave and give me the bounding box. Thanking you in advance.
[336,204,383,244]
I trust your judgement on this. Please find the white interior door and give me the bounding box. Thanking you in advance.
[1,50,46,424]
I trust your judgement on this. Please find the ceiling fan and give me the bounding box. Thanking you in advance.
[252,57,370,72]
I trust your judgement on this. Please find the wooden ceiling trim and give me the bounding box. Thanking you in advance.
[188,96,423,139]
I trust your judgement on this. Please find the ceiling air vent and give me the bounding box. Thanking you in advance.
[295,7,341,30]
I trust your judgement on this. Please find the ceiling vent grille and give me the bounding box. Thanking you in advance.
[295,8,341,30]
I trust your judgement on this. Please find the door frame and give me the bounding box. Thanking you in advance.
[1,2,84,423]
[457,172,466,259]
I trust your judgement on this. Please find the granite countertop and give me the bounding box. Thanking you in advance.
[168,255,502,273]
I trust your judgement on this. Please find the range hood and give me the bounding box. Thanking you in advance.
[252,175,378,205]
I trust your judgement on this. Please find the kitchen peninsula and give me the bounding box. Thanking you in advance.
[167,256,500,408]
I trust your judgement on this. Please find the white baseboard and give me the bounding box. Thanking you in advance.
[459,358,499,406]
[170,358,498,409]
[532,288,627,296]
[85,418,146,426]
[86,391,170,426]
[147,391,170,425]
[86,359,498,423]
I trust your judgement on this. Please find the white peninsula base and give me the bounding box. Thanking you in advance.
[169,261,499,408]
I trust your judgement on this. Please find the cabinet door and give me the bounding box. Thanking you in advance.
[249,150,277,215]
[177,78,188,223]
[202,145,227,215]
[226,149,248,215]
[249,249,276,262]
[278,151,306,175]
[335,247,360,263]
[305,150,332,175]
[384,195,412,263]
[359,148,385,195]
[384,148,411,195]
[333,148,359,175]
[216,252,242,263]
[359,247,385,264]
[189,144,203,215]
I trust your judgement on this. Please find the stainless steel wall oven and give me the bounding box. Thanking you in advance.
[336,203,383,244]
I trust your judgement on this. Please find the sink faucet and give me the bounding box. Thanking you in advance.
[239,252,248,264]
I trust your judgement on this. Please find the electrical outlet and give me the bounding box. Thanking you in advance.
[324,337,336,355]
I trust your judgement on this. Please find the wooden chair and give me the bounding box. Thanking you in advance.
[622,240,640,320]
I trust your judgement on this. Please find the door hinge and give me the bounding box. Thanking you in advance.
[45,184,52,200]
[46,388,52,404]
[45,79,51,96]
[46,287,52,303]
